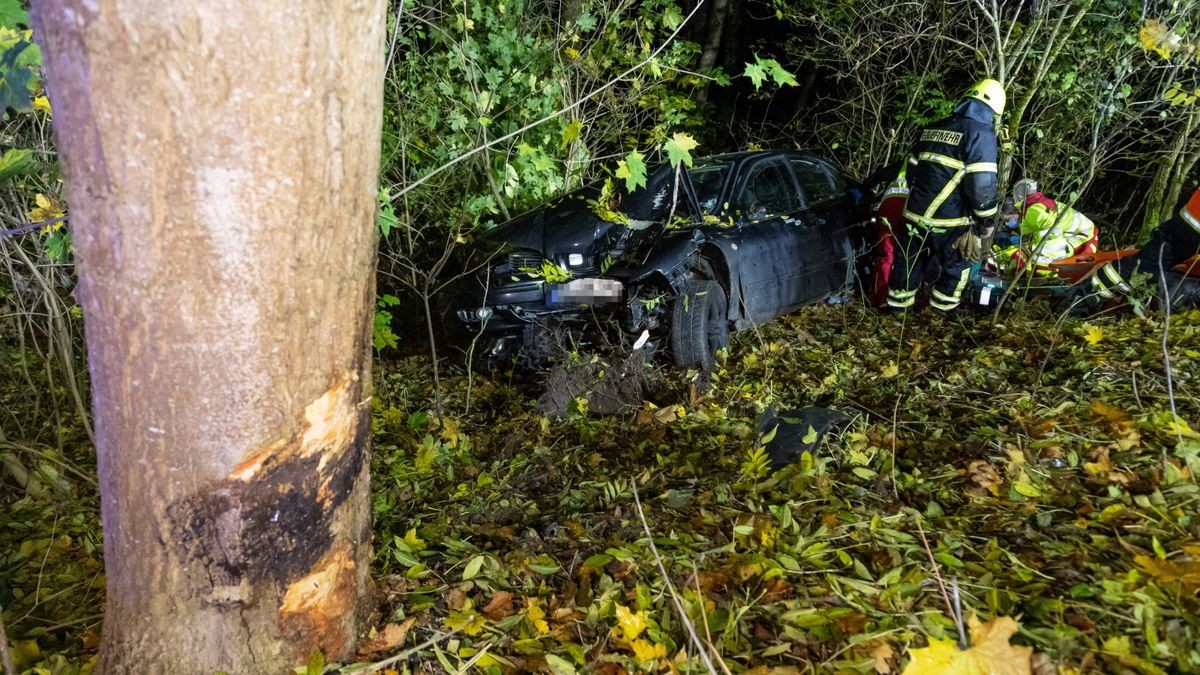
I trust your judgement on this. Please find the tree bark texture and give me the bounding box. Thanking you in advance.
[32,0,385,672]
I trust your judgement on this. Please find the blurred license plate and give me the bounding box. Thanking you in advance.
[548,278,624,304]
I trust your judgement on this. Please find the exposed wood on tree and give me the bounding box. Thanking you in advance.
[30,0,386,671]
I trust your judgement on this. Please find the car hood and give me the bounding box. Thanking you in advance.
[482,189,622,262]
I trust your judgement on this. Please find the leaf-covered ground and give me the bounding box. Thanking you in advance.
[4,301,1200,673]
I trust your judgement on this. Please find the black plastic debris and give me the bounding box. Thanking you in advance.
[757,406,851,469]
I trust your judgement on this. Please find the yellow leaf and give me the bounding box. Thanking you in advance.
[403,527,426,552]
[444,599,487,636]
[33,95,52,115]
[1134,553,1200,591]
[564,46,580,59]
[524,597,550,634]
[882,362,899,378]
[1140,19,1181,60]
[1013,480,1041,498]
[630,638,667,663]
[902,616,1032,675]
[613,604,647,641]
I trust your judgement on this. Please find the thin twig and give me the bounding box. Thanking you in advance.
[689,561,733,675]
[359,628,461,673]
[630,480,719,675]
[386,0,707,202]
[913,515,967,648]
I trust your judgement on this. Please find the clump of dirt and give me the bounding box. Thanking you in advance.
[536,348,658,417]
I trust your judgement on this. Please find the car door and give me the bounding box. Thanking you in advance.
[790,157,853,300]
[726,157,814,322]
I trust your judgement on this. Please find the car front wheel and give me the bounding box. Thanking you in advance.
[670,279,729,371]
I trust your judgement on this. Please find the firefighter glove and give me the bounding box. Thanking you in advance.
[953,230,986,262]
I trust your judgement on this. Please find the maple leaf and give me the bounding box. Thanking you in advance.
[744,61,768,89]
[902,616,1032,675]
[614,149,647,192]
[663,132,699,167]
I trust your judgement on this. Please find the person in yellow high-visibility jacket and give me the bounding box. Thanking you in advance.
[1007,178,1098,274]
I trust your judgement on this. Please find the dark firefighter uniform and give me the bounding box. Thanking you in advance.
[887,79,1003,312]
[1091,186,1200,302]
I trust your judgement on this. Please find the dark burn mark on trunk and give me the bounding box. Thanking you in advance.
[167,412,369,597]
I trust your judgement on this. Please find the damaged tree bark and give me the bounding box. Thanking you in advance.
[32,0,385,672]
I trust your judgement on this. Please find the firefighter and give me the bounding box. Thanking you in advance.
[863,162,909,307]
[1087,186,1200,307]
[887,78,1003,312]
[1007,178,1098,272]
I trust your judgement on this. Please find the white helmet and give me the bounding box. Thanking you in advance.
[1012,178,1038,203]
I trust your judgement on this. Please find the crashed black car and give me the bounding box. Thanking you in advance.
[442,150,870,370]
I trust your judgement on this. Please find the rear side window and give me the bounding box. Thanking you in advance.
[792,159,838,203]
[735,161,801,220]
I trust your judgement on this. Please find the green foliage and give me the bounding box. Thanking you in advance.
[360,302,1200,672]
[0,147,34,184]
[0,25,42,114]
[373,294,401,351]
[742,55,798,91]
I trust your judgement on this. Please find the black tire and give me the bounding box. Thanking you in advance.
[670,279,729,371]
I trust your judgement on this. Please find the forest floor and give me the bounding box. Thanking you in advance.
[3,300,1200,674]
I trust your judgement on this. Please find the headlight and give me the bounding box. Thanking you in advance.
[456,306,494,322]
[568,253,585,266]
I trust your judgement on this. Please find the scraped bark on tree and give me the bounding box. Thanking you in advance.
[32,0,386,672]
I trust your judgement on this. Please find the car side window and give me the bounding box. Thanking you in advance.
[792,159,837,204]
[689,164,730,215]
[735,161,800,221]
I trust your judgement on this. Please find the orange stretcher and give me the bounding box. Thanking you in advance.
[1046,251,1200,285]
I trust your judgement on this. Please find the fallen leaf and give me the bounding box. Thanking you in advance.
[483,590,513,620]
[902,615,1032,674]
[1134,554,1200,591]
[525,597,550,634]
[613,604,647,641]
[360,617,416,655]
[872,641,897,674]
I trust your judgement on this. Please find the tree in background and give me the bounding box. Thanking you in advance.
[770,0,1200,241]
[31,0,385,671]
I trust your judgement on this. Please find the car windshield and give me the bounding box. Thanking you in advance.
[689,161,731,215]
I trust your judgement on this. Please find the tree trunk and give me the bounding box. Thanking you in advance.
[31,0,385,672]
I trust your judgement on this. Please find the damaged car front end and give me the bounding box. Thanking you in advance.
[442,151,870,370]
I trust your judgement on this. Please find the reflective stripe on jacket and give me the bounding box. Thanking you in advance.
[1183,187,1200,233]
[1020,202,1097,265]
[902,99,999,231]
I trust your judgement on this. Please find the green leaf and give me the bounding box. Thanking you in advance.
[462,554,486,580]
[377,189,398,238]
[561,118,582,149]
[575,11,597,32]
[0,148,35,184]
[743,61,768,90]
[545,653,578,675]
[0,0,28,28]
[801,425,819,444]
[615,150,647,192]
[305,649,324,675]
[583,553,613,568]
[663,132,698,168]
